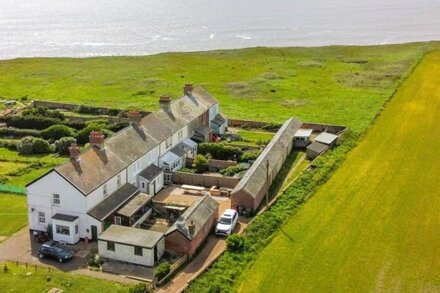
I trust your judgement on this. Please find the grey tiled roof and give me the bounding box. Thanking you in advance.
[138,164,163,181]
[99,225,163,248]
[231,118,302,199]
[54,87,218,195]
[88,183,139,221]
[165,194,219,240]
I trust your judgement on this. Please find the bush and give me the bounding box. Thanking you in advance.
[129,283,146,293]
[154,262,171,280]
[198,143,242,160]
[0,127,41,138]
[192,155,208,173]
[77,105,101,115]
[41,124,75,141]
[55,137,77,155]
[0,139,18,150]
[240,152,259,162]
[220,163,249,177]
[226,234,246,252]
[17,136,52,154]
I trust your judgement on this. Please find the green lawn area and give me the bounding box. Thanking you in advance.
[238,52,440,292]
[0,193,27,237]
[237,130,274,142]
[1,43,439,134]
[0,262,130,292]
[0,148,66,187]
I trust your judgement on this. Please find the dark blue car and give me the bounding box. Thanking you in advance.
[38,241,74,263]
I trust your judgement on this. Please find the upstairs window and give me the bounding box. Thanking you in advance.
[38,212,45,224]
[103,184,108,197]
[52,194,60,205]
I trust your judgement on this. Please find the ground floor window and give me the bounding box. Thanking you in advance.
[134,246,143,256]
[38,212,45,224]
[75,225,79,234]
[107,241,115,251]
[55,225,70,236]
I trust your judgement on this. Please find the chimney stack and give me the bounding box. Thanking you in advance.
[184,83,193,96]
[68,143,80,161]
[159,95,171,109]
[128,110,142,125]
[89,131,105,149]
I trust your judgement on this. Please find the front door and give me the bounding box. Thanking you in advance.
[91,225,98,242]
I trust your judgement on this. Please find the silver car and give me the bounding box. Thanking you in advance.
[215,209,238,236]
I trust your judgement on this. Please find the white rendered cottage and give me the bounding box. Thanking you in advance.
[26,85,227,244]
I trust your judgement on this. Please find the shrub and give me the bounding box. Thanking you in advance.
[226,234,246,252]
[55,137,77,155]
[129,283,146,293]
[240,152,259,162]
[192,155,209,173]
[17,136,52,154]
[77,105,101,115]
[198,143,242,161]
[220,163,249,177]
[2,263,8,273]
[0,139,18,150]
[41,124,75,141]
[154,262,171,280]
[261,123,281,131]
[0,127,41,138]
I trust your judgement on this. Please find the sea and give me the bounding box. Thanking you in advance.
[0,0,439,59]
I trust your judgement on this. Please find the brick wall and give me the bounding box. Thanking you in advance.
[185,158,237,171]
[170,171,239,189]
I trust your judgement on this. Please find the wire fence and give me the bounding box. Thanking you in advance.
[0,184,26,195]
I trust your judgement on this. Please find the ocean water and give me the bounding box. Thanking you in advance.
[0,0,439,59]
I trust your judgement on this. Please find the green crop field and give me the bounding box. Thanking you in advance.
[1,43,439,134]
[0,262,130,292]
[0,194,27,237]
[237,52,440,292]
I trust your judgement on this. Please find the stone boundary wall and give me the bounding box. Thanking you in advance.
[170,171,239,189]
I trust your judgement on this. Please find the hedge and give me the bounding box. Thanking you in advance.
[198,143,243,161]
[0,127,41,138]
[41,124,76,141]
[0,115,63,130]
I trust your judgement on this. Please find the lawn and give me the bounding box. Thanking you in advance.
[1,42,439,134]
[0,262,130,292]
[0,193,27,237]
[237,52,440,292]
[237,130,274,142]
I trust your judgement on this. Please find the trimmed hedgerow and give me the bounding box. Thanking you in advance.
[0,127,41,138]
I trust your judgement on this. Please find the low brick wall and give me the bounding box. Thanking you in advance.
[301,122,347,135]
[228,119,278,129]
[170,171,239,189]
[185,158,237,171]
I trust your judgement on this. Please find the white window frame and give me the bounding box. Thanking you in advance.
[55,225,70,236]
[38,212,45,224]
[52,193,60,206]
[103,184,108,197]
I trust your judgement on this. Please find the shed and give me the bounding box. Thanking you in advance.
[98,225,165,267]
[306,141,328,160]
[315,132,338,146]
[211,113,228,135]
[231,118,302,212]
[138,164,164,195]
[294,129,313,148]
[115,193,153,227]
[165,194,219,256]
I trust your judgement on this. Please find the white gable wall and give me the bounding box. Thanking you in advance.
[27,171,86,234]
[86,169,127,211]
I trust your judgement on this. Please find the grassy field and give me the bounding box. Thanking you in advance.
[0,194,27,237]
[237,52,440,292]
[0,262,130,292]
[1,43,439,133]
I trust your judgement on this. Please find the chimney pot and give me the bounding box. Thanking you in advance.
[68,143,80,161]
[89,130,105,149]
[128,110,142,125]
[184,83,193,96]
[159,95,171,109]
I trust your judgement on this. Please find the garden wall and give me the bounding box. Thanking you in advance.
[170,171,239,189]
[185,158,237,171]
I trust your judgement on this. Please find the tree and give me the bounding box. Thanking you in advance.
[55,137,77,155]
[41,124,75,141]
[192,154,209,173]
